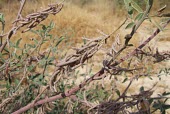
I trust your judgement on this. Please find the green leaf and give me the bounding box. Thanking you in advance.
[33,38,39,44]
[4,47,9,53]
[149,98,154,104]
[76,92,83,99]
[148,76,153,80]
[39,59,46,66]
[140,86,144,92]
[6,81,11,89]
[124,0,131,11]
[55,37,65,47]
[151,18,164,31]
[49,21,55,28]
[30,30,38,35]
[41,24,46,30]
[27,44,36,48]
[162,104,170,110]
[16,63,22,67]
[124,0,134,17]
[131,0,143,13]
[29,74,41,80]
[115,89,121,96]
[83,39,86,44]
[122,77,128,83]
[15,38,22,48]
[135,13,144,21]
[14,79,20,86]
[0,13,5,23]
[128,6,134,16]
[0,13,5,30]
[27,65,35,72]
[162,92,170,96]
[125,22,135,29]
[153,101,161,109]
[144,0,148,3]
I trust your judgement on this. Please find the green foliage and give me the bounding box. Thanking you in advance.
[152,92,170,114]
[0,21,70,113]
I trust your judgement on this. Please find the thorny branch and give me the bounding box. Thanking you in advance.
[0,0,63,52]
[136,48,170,63]
[12,17,170,114]
[97,77,156,114]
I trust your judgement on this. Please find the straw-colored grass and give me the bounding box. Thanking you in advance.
[1,0,169,44]
[1,0,169,84]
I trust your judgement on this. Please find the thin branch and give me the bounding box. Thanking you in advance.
[12,18,170,114]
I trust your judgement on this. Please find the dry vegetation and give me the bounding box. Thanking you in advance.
[1,0,169,42]
[0,0,170,114]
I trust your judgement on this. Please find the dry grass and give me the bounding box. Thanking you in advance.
[1,0,169,45]
[1,0,125,43]
[0,0,169,79]
[1,0,169,87]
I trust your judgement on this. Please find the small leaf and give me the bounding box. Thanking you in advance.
[33,38,39,44]
[162,92,170,96]
[27,44,36,48]
[83,39,86,44]
[131,0,143,13]
[27,65,35,72]
[16,63,22,67]
[162,104,170,110]
[124,0,131,11]
[0,13,5,23]
[29,74,41,80]
[127,44,133,46]
[144,0,148,4]
[49,21,55,28]
[123,0,134,18]
[30,30,38,35]
[148,76,153,80]
[149,98,154,104]
[151,18,164,31]
[4,47,9,53]
[39,59,46,66]
[115,89,121,96]
[135,13,144,21]
[122,77,128,83]
[6,81,11,89]
[55,36,65,47]
[140,86,144,92]
[15,38,22,48]
[14,79,20,86]
[40,24,46,30]
[125,22,135,29]
[76,92,83,99]
[128,6,134,16]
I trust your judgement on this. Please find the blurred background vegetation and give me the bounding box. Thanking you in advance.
[0,0,170,85]
[0,0,169,44]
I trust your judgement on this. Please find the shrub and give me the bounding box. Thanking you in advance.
[0,0,170,114]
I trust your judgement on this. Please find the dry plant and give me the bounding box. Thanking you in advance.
[0,0,170,114]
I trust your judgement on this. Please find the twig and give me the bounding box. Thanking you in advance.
[110,19,170,67]
[0,0,26,52]
[12,18,170,114]
[0,1,63,52]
